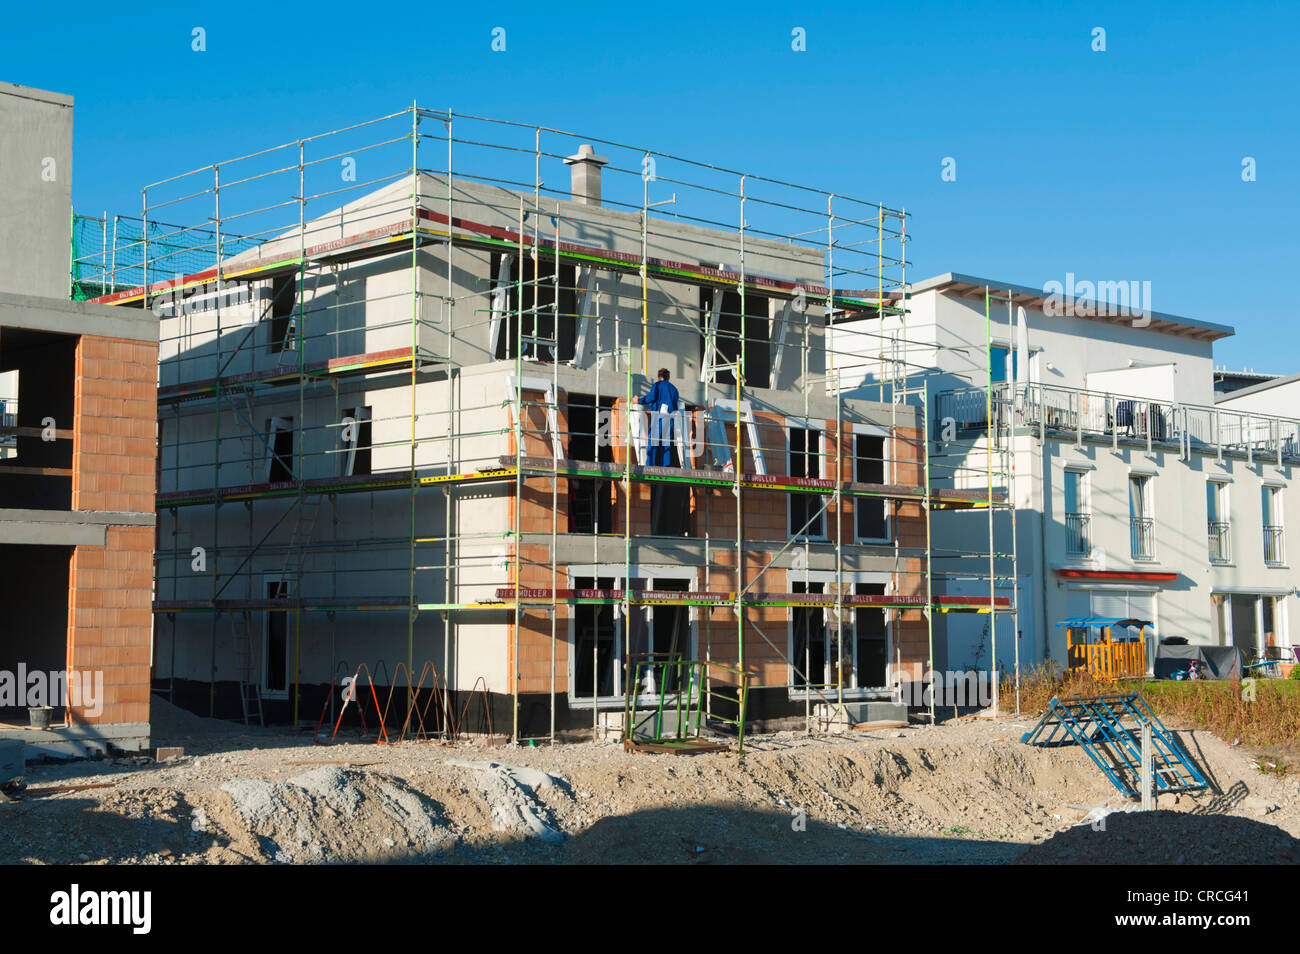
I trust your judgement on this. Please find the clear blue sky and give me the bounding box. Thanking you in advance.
[5,1,1296,372]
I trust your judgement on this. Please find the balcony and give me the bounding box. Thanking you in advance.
[1131,517,1155,561]
[1207,521,1231,563]
[1264,525,1285,565]
[1065,512,1091,556]
[935,382,1300,463]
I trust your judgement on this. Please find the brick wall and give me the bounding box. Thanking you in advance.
[504,398,933,694]
[67,525,154,725]
[66,333,158,726]
[72,335,157,513]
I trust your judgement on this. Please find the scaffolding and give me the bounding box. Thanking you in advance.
[76,105,1013,742]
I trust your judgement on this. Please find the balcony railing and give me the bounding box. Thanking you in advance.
[1264,525,1285,565]
[935,382,1300,463]
[1207,521,1231,563]
[1131,517,1155,560]
[1065,512,1091,556]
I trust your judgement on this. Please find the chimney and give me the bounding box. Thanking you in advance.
[564,144,610,206]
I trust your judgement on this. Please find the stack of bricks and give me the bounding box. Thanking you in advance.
[66,334,158,727]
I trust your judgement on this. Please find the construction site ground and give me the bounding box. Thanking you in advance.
[3,696,1298,865]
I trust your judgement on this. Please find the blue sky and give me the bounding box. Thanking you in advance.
[6,1,1296,372]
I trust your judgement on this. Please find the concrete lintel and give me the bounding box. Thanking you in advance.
[0,292,159,343]
[0,508,155,546]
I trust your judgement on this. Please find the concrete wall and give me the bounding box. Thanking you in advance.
[0,84,72,299]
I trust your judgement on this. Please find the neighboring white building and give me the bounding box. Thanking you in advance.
[840,272,1298,673]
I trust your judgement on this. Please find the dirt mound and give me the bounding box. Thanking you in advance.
[216,767,454,863]
[149,694,248,742]
[1013,810,1300,865]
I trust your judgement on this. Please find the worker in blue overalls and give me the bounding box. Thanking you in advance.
[639,368,679,467]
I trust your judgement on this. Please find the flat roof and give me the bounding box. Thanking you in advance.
[911,271,1233,342]
[0,82,73,108]
[1215,371,1300,403]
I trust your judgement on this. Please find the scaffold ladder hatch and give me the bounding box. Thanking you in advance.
[1021,693,1208,798]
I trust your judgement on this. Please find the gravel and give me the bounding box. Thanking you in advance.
[2,696,1295,864]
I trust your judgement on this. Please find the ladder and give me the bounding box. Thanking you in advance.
[278,492,324,592]
[1022,693,1208,798]
[231,611,264,727]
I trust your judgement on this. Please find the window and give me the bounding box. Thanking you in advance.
[572,575,617,697]
[699,289,770,388]
[268,274,297,354]
[571,573,692,702]
[990,345,1017,384]
[789,424,824,538]
[265,417,295,483]
[1207,480,1230,563]
[566,393,614,533]
[636,579,690,693]
[790,578,891,692]
[1064,469,1091,557]
[1263,485,1285,565]
[342,407,372,477]
[854,431,889,542]
[490,254,577,363]
[790,581,826,690]
[263,579,290,696]
[853,583,890,689]
[0,369,17,460]
[1129,475,1154,560]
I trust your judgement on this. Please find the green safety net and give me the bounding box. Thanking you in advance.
[70,212,261,301]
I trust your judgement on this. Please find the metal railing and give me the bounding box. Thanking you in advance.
[1065,512,1091,556]
[1207,521,1231,563]
[935,382,1300,463]
[1131,517,1155,560]
[1264,525,1285,565]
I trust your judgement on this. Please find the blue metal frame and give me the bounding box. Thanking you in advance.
[1022,693,1208,798]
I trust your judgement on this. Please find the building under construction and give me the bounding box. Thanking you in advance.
[74,107,1010,743]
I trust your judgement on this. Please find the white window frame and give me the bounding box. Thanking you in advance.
[341,406,371,477]
[706,398,765,474]
[699,285,728,384]
[1128,472,1155,561]
[265,416,294,483]
[768,298,794,386]
[1263,483,1285,565]
[787,416,827,542]
[1206,478,1231,563]
[853,422,892,544]
[629,403,690,468]
[261,575,292,699]
[488,254,515,359]
[1063,466,1092,558]
[786,568,894,700]
[566,564,698,710]
[505,375,563,460]
[569,267,599,370]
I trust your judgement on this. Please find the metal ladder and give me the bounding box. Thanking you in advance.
[1022,693,1209,798]
[231,612,264,727]
[279,492,324,592]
